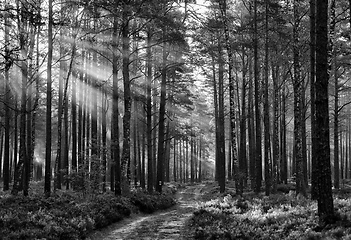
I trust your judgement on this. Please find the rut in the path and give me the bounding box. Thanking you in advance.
[88,185,203,240]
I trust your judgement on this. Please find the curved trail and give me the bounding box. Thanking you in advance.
[87,184,204,240]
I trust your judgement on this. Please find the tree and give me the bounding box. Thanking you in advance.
[315,0,334,221]
[310,0,317,200]
[217,0,239,194]
[253,0,262,193]
[3,1,11,191]
[293,0,306,197]
[45,0,53,197]
[12,0,29,196]
[263,0,271,196]
[156,18,168,193]
[146,26,154,193]
[112,14,121,195]
[120,2,132,195]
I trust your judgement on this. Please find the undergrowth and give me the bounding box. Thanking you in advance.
[0,184,176,240]
[189,190,351,240]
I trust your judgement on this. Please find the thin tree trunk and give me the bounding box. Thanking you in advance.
[330,0,339,190]
[218,38,226,193]
[72,70,77,174]
[310,0,318,200]
[248,54,256,189]
[112,15,121,195]
[173,138,177,182]
[254,0,262,193]
[3,2,11,191]
[12,2,28,195]
[218,0,238,194]
[102,90,107,192]
[211,51,220,182]
[264,0,271,196]
[141,113,146,189]
[146,27,153,193]
[239,46,247,189]
[179,140,183,183]
[272,65,279,192]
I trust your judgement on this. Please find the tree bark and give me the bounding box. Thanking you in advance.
[315,0,334,221]
[330,0,339,190]
[112,15,121,195]
[121,4,131,195]
[264,0,271,196]
[217,38,226,193]
[3,2,11,191]
[12,1,28,195]
[146,27,153,193]
[218,0,239,193]
[254,0,262,193]
[293,0,307,197]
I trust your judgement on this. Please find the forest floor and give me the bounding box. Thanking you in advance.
[88,181,351,240]
[87,183,205,240]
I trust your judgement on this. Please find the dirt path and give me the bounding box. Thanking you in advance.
[87,184,204,240]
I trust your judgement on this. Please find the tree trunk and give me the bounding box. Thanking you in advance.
[218,0,238,194]
[112,15,121,195]
[330,0,339,190]
[72,71,77,175]
[293,0,306,197]
[121,4,131,195]
[102,90,107,192]
[141,114,146,189]
[12,2,28,195]
[173,138,177,182]
[218,38,226,193]
[254,0,262,193]
[212,52,220,182]
[239,46,247,189]
[272,65,279,192]
[146,27,153,193]
[315,0,334,221]
[156,23,168,192]
[91,20,99,191]
[3,3,11,191]
[248,55,256,189]
[264,0,271,196]
[179,140,183,183]
[310,0,318,201]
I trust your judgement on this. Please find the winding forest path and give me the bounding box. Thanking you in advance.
[88,184,204,240]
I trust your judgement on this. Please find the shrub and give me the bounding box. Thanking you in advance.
[131,190,176,213]
[188,193,351,240]
[0,187,177,240]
